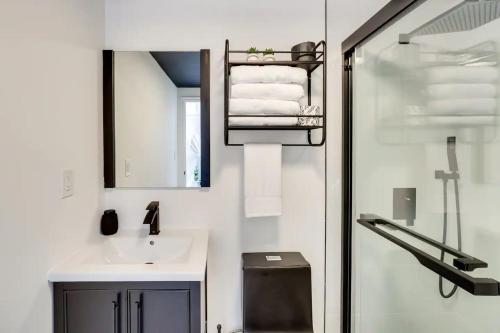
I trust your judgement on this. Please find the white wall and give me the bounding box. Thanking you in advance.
[105,0,326,331]
[115,51,179,187]
[0,0,402,331]
[0,0,104,332]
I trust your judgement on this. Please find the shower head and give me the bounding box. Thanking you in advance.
[399,0,500,44]
[447,136,459,173]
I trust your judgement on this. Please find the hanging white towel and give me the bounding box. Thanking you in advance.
[231,65,308,85]
[232,83,304,101]
[244,144,282,218]
[229,98,301,115]
[426,66,499,84]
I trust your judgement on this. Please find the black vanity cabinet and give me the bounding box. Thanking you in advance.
[62,289,121,333]
[128,290,191,333]
[54,282,202,333]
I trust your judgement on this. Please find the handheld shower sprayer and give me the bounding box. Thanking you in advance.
[435,136,462,299]
[447,136,459,174]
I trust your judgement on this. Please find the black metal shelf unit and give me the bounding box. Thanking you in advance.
[224,39,327,146]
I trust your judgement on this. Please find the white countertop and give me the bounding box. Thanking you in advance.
[48,229,208,282]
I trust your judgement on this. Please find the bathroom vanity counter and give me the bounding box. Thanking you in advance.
[48,228,209,282]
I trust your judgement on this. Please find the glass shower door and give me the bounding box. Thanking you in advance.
[349,0,500,332]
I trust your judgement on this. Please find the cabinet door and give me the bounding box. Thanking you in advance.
[64,290,121,333]
[129,290,190,333]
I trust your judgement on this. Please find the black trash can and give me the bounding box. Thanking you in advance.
[242,252,313,333]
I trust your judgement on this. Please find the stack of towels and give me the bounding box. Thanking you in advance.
[229,66,321,126]
[425,65,498,123]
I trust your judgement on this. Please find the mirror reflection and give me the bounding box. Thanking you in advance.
[113,51,209,188]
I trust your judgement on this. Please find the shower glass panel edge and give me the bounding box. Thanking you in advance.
[342,1,500,332]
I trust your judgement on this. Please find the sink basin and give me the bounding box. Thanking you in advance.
[85,231,193,265]
[48,229,208,282]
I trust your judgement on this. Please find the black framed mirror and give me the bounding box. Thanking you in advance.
[103,49,210,188]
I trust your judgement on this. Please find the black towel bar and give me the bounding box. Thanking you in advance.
[357,214,500,296]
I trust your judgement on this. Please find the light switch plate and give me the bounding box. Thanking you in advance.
[125,159,131,177]
[62,169,74,198]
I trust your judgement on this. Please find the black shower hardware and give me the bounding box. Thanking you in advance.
[143,201,160,235]
[435,136,462,298]
[357,214,500,296]
[224,39,327,146]
[399,0,500,44]
[447,136,459,172]
[393,188,416,226]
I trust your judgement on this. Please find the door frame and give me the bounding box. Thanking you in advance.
[340,1,427,332]
[177,94,201,187]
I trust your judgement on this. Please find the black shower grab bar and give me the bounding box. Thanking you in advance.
[357,214,500,296]
[359,214,485,271]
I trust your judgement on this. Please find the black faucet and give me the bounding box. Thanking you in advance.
[143,201,160,235]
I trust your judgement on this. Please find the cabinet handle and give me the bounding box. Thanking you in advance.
[112,299,120,333]
[135,294,143,333]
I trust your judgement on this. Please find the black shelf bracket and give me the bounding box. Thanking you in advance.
[357,214,500,296]
[224,39,326,147]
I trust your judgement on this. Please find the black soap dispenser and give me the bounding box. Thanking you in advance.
[101,209,118,235]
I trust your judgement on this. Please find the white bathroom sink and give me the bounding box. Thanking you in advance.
[87,231,193,265]
[48,229,208,282]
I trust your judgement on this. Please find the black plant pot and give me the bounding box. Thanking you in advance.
[291,41,316,71]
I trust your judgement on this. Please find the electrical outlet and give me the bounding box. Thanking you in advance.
[62,169,74,198]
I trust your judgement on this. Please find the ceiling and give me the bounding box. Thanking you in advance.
[150,51,200,88]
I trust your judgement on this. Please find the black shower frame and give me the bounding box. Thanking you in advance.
[341,1,428,332]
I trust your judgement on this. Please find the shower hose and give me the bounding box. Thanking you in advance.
[439,175,462,298]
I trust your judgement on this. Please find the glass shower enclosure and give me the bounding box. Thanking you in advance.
[341,1,500,332]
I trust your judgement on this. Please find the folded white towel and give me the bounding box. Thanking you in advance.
[231,65,308,85]
[427,116,496,126]
[231,83,304,101]
[229,117,298,126]
[426,66,499,84]
[229,98,300,115]
[426,84,497,99]
[427,98,497,114]
[244,144,282,218]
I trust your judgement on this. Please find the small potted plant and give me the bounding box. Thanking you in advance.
[263,48,275,61]
[246,47,259,61]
